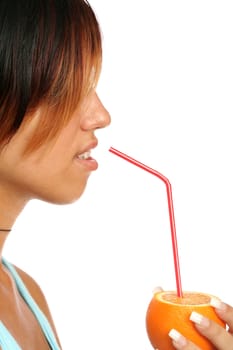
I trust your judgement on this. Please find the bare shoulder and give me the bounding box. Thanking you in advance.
[13,264,61,347]
[13,265,51,315]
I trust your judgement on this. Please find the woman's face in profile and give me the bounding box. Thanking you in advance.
[0,91,110,204]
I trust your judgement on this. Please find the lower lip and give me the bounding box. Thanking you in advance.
[75,157,98,171]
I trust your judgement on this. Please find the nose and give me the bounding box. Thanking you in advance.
[81,92,111,131]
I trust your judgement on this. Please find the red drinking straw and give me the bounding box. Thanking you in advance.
[109,146,183,298]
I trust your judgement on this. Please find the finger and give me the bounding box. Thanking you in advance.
[168,329,201,350]
[210,297,233,333]
[152,286,163,294]
[190,311,233,350]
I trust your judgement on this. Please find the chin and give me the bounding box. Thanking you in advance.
[37,184,88,205]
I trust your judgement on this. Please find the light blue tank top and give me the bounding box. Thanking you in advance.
[1,258,61,350]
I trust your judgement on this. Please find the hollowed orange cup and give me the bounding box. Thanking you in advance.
[146,291,226,350]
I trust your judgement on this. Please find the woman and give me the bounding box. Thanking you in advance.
[0,0,110,348]
[1,1,232,350]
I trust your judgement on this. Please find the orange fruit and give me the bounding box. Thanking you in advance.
[146,291,226,350]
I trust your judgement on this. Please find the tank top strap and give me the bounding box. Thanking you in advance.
[2,257,61,350]
[0,322,22,350]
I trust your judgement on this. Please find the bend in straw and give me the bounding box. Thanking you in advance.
[109,146,183,298]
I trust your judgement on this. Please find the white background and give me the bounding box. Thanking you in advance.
[4,0,233,349]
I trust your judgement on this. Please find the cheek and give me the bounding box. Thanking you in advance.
[8,158,90,204]
[0,133,90,204]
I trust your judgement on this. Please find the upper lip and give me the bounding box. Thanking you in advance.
[76,138,98,156]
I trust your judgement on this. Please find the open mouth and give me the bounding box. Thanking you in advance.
[77,151,91,160]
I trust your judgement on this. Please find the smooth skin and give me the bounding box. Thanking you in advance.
[0,90,110,349]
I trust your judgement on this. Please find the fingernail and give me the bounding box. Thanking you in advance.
[190,311,210,328]
[210,297,227,311]
[152,286,163,294]
[168,329,187,347]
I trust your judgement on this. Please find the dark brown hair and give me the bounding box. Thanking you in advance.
[0,0,102,152]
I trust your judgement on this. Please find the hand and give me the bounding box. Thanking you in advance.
[169,298,233,350]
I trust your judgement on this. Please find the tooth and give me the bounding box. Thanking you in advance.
[78,151,90,160]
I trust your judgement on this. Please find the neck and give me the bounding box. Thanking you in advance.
[0,230,11,262]
[0,187,29,260]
